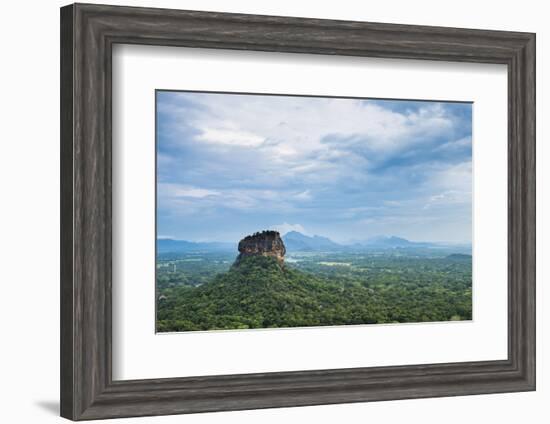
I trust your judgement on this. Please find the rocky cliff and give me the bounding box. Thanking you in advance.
[235,230,286,266]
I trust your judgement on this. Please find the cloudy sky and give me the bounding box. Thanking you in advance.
[156,90,472,244]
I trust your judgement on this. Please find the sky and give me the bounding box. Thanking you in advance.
[156,91,472,244]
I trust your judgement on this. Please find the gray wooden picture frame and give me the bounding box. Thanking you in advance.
[60,3,536,421]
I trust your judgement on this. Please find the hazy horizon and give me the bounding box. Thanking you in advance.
[156,231,472,246]
[157,91,472,244]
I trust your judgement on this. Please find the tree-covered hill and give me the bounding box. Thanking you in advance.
[156,255,471,332]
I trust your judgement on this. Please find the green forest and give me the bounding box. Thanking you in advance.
[156,252,472,332]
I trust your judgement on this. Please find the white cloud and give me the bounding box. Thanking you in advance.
[161,184,220,199]
[164,94,457,179]
[271,222,306,235]
[432,161,472,193]
[424,190,471,209]
[293,190,312,201]
[197,127,265,147]
[418,161,472,210]
[435,136,472,152]
[158,183,300,215]
[157,93,472,243]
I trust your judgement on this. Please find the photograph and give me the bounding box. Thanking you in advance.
[1,0,542,422]
[155,90,473,333]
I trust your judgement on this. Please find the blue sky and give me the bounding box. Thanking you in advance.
[156,91,472,244]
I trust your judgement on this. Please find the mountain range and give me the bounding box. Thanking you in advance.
[282,231,341,251]
[156,238,235,254]
[157,232,470,254]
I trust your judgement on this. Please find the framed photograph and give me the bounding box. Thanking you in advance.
[60,3,535,420]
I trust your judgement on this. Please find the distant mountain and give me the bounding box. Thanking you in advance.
[157,233,471,255]
[280,232,446,251]
[157,238,234,254]
[358,235,433,248]
[282,231,342,252]
[362,235,414,248]
[351,236,471,254]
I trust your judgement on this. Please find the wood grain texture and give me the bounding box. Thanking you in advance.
[60,4,74,419]
[60,3,536,420]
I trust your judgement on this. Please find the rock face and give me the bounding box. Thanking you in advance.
[235,230,286,265]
